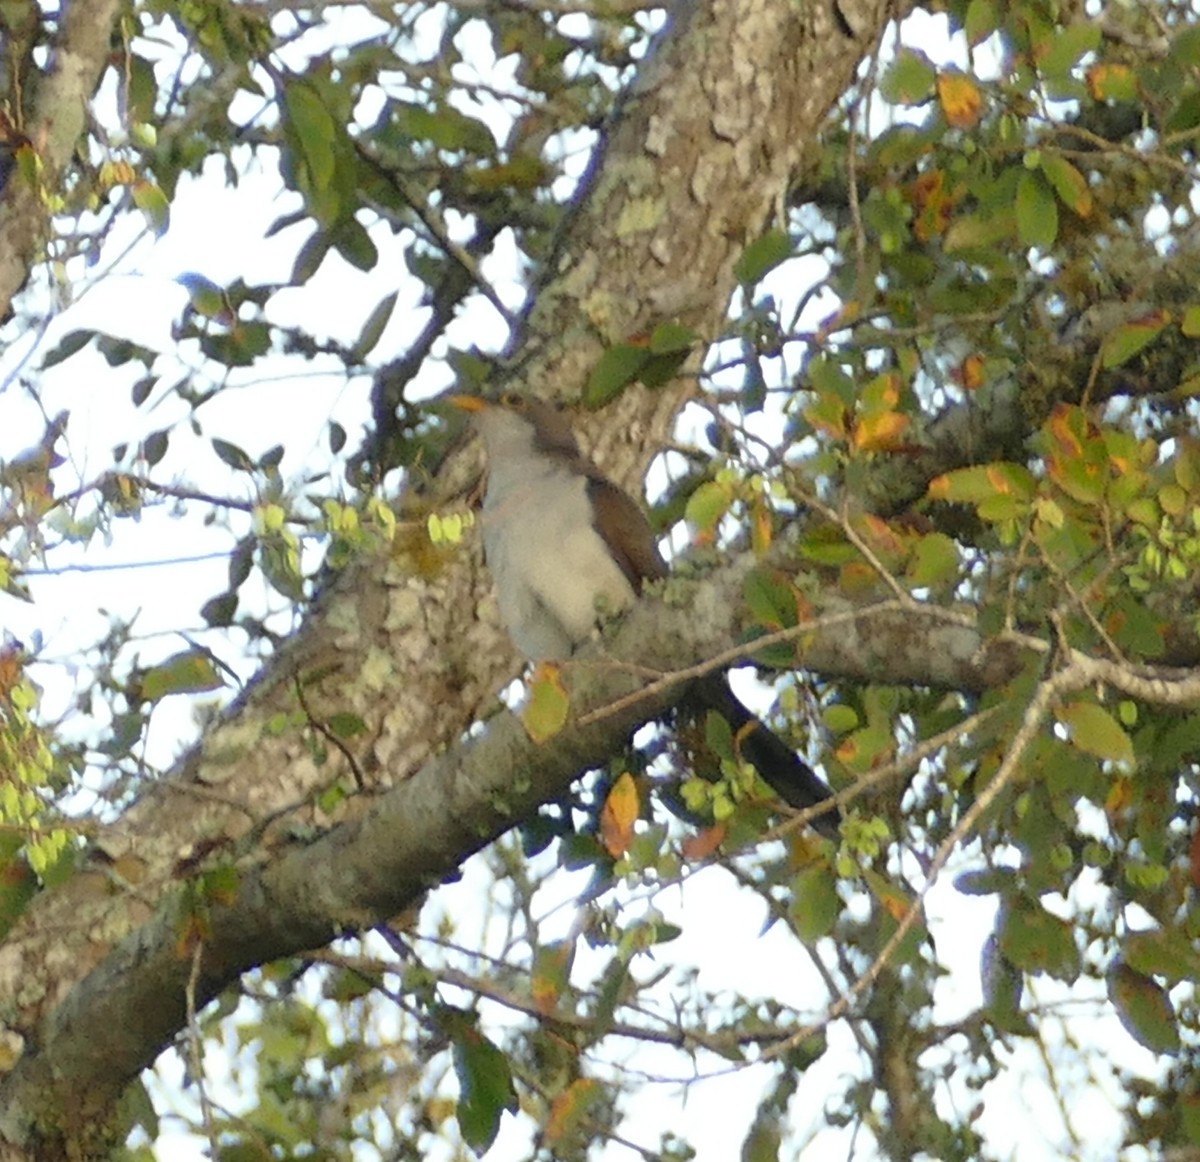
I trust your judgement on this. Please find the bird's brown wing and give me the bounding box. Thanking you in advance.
[585,475,668,590]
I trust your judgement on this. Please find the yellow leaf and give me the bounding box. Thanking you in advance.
[937,72,984,128]
[523,666,570,742]
[600,772,640,857]
[852,410,910,453]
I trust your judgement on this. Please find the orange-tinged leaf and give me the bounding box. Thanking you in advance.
[1105,775,1134,819]
[1040,153,1093,217]
[545,1078,605,1147]
[927,462,1035,504]
[750,494,773,555]
[523,666,570,742]
[861,371,903,411]
[839,560,880,593]
[138,650,224,703]
[957,353,986,391]
[864,868,927,962]
[600,772,640,857]
[685,480,734,544]
[1058,701,1134,766]
[682,823,727,861]
[1101,312,1170,369]
[909,170,954,241]
[1087,62,1138,102]
[803,391,849,440]
[852,410,910,452]
[531,940,574,1014]
[857,514,907,559]
[866,869,912,922]
[937,71,983,128]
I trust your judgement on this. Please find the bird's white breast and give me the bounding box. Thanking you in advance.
[482,458,636,660]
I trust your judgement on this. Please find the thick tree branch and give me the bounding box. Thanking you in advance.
[0,0,123,316]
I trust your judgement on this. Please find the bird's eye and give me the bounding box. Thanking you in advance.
[500,391,525,411]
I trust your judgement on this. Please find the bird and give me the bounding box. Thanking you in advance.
[449,392,838,838]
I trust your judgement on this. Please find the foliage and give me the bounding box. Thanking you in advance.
[3,0,1200,1160]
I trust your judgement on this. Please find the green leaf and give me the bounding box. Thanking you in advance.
[742,567,799,631]
[927,462,1036,505]
[291,229,330,285]
[391,101,497,157]
[879,48,937,105]
[704,709,735,762]
[326,712,367,739]
[258,444,284,471]
[1100,313,1170,369]
[734,229,792,284]
[648,321,695,354]
[1038,21,1101,81]
[132,179,170,235]
[40,329,96,369]
[999,899,1081,983]
[523,668,570,743]
[1108,960,1180,1054]
[1016,169,1058,250]
[583,343,650,408]
[864,869,927,964]
[452,1024,518,1150]
[142,429,169,467]
[1124,926,1200,984]
[964,0,998,46]
[1040,153,1092,216]
[0,851,37,940]
[684,479,734,538]
[789,862,839,943]
[545,1078,604,1149]
[821,703,858,734]
[352,290,398,360]
[284,80,337,194]
[1182,305,1200,338]
[907,532,959,588]
[954,867,1019,896]
[1057,701,1134,766]
[211,438,255,472]
[332,215,379,272]
[139,650,224,703]
[200,592,238,628]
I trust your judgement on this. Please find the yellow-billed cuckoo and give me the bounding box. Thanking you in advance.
[451,393,837,837]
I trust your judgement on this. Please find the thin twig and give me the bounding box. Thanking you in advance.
[185,940,220,1157]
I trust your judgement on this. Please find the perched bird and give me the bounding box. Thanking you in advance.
[451,393,838,837]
